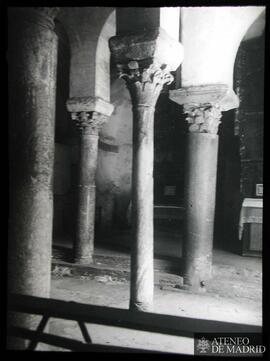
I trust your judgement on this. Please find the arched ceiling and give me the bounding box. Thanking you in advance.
[242,10,265,41]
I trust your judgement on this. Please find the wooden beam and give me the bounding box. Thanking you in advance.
[8,326,163,353]
[8,293,262,337]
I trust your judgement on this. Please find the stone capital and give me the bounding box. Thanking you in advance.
[71,111,108,135]
[183,104,223,134]
[66,96,114,118]
[169,84,240,134]
[8,7,60,30]
[109,29,184,109]
[109,27,184,72]
[169,84,239,111]
[118,62,174,108]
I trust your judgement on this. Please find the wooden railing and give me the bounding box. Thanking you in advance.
[7,293,262,352]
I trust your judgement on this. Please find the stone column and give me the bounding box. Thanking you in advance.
[170,85,239,290]
[66,97,114,264]
[8,7,59,349]
[110,29,184,311]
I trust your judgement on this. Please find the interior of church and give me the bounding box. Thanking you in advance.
[7,5,265,353]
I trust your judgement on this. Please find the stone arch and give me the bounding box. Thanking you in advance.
[233,10,265,199]
[96,10,116,102]
[53,8,117,235]
[214,9,265,253]
[231,9,265,90]
[180,6,265,88]
[233,9,265,135]
[51,9,118,237]
[57,7,115,100]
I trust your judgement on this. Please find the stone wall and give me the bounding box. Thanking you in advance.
[235,35,264,199]
[214,32,264,252]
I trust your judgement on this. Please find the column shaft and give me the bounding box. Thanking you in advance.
[183,133,219,287]
[130,106,154,312]
[75,131,99,263]
[169,85,239,290]
[66,98,112,264]
[109,29,184,311]
[8,8,58,349]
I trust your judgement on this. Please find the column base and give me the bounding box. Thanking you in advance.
[129,300,153,312]
[73,255,93,265]
[182,266,213,293]
[182,278,207,293]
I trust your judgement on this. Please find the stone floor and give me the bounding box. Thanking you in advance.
[44,225,262,353]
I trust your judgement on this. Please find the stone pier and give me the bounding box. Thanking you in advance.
[8,7,59,349]
[110,29,184,311]
[66,97,113,264]
[170,84,239,289]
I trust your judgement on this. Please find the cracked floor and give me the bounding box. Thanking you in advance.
[38,226,263,353]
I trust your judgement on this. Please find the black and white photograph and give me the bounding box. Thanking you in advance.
[6,1,268,355]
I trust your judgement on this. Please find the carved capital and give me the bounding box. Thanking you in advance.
[9,7,60,30]
[71,111,108,135]
[66,96,114,117]
[117,61,174,107]
[169,84,240,134]
[184,104,222,134]
[170,84,239,111]
[109,28,184,108]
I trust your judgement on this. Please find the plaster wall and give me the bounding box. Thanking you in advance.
[96,76,133,223]
[180,6,265,87]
